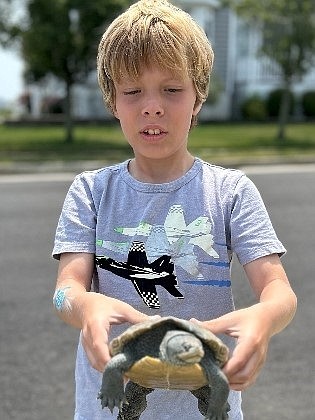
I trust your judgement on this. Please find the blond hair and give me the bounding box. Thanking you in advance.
[97,0,214,123]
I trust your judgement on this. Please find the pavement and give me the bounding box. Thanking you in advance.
[1,160,314,420]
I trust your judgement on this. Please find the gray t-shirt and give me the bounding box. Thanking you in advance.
[53,158,285,420]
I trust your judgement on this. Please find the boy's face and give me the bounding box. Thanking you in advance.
[113,66,201,163]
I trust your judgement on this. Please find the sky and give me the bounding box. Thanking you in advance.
[0,47,24,103]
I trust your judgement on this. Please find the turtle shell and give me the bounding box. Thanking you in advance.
[109,316,229,390]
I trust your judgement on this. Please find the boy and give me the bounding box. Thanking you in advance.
[52,1,297,419]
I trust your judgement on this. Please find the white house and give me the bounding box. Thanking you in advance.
[179,0,315,120]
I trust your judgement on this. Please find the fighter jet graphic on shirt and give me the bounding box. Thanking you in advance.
[101,205,219,278]
[95,241,184,309]
[164,205,219,258]
[112,205,219,258]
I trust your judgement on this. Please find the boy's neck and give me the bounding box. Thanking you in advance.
[128,153,195,184]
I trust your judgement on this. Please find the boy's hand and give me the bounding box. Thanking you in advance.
[192,257,297,391]
[80,293,150,372]
[191,306,270,391]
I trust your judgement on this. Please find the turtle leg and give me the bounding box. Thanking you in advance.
[196,350,230,419]
[191,386,230,420]
[117,382,153,420]
[98,353,133,413]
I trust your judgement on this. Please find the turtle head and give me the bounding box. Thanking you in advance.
[159,330,204,365]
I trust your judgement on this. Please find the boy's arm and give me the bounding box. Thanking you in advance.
[192,253,297,391]
[53,252,150,372]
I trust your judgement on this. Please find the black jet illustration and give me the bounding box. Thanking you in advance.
[95,241,184,308]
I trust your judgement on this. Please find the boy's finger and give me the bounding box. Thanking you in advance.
[190,316,235,335]
[82,335,111,372]
[127,308,161,325]
[223,339,265,390]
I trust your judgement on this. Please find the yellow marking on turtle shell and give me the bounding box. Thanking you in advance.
[126,356,208,391]
[166,365,171,390]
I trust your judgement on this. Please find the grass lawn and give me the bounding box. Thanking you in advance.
[0,121,314,163]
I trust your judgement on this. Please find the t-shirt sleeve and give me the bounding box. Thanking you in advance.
[229,174,286,266]
[52,174,97,260]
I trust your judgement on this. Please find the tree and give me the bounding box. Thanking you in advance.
[0,0,25,46]
[1,0,129,143]
[224,0,315,141]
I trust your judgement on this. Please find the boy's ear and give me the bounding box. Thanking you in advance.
[192,100,202,116]
[113,108,120,119]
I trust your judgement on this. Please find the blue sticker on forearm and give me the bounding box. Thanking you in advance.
[53,287,72,312]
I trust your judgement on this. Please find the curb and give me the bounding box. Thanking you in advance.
[0,155,315,175]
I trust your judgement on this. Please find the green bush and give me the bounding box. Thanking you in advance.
[301,91,315,117]
[266,89,295,117]
[241,95,267,121]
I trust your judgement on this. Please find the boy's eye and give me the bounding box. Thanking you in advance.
[166,88,182,93]
[123,89,141,95]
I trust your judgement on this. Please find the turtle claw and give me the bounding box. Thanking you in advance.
[204,402,230,420]
[98,355,129,413]
[98,390,125,413]
[192,385,230,420]
[98,372,125,413]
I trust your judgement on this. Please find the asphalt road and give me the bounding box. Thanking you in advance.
[0,164,314,420]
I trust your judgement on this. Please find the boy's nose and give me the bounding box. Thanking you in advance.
[142,99,164,117]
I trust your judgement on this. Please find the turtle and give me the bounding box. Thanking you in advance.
[98,316,230,420]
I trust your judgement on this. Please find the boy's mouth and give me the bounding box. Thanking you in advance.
[141,127,167,137]
[144,129,162,135]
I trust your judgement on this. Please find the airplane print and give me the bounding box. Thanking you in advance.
[95,241,184,308]
[95,205,231,308]
[97,204,219,278]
